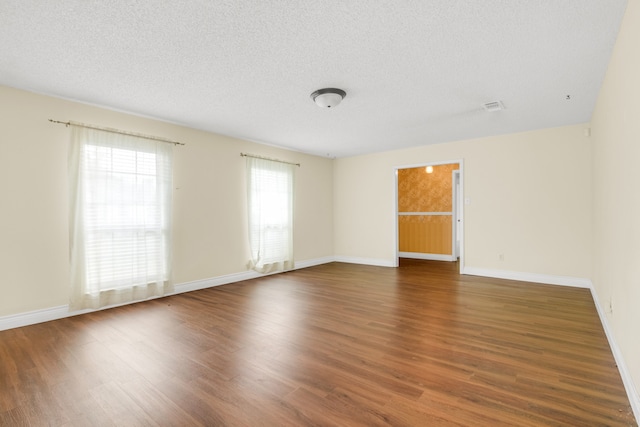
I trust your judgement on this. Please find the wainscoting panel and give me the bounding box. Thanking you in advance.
[398,215,452,254]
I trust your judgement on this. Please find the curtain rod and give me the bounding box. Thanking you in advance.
[49,119,185,146]
[240,153,300,167]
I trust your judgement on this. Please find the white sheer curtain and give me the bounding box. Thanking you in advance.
[68,126,174,310]
[246,157,295,273]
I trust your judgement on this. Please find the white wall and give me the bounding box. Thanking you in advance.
[334,124,593,280]
[591,0,640,410]
[0,85,334,317]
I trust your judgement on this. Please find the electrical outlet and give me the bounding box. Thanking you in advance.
[498,253,504,261]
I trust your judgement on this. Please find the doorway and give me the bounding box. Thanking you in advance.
[395,161,463,271]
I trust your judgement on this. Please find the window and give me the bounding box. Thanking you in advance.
[69,126,173,309]
[246,157,295,273]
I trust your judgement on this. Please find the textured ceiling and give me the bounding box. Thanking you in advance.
[0,1,628,157]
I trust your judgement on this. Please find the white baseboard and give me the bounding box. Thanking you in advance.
[295,256,337,269]
[0,305,71,331]
[333,255,396,267]
[0,256,337,332]
[172,270,262,294]
[399,252,456,262]
[462,266,591,288]
[589,283,640,422]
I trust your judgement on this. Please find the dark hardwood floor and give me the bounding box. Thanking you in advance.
[0,260,636,426]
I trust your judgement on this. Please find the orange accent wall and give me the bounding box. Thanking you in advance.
[398,163,459,255]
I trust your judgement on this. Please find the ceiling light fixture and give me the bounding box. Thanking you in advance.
[311,88,346,108]
[426,166,434,173]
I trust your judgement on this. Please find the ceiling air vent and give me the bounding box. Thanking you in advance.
[483,101,505,112]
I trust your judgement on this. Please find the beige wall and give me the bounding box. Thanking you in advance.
[0,85,334,317]
[591,0,640,402]
[0,87,597,318]
[334,124,593,278]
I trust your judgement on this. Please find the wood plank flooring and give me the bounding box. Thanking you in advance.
[0,260,636,426]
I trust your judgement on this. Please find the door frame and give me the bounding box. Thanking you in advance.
[394,159,464,273]
[452,169,461,260]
